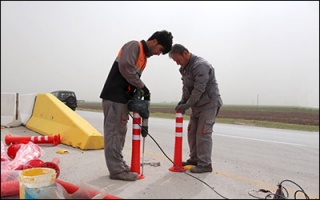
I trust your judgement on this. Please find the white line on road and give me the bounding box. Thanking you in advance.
[215,134,312,147]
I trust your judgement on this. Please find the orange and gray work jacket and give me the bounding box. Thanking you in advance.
[100,40,150,104]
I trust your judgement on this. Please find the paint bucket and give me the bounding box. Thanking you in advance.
[19,167,56,199]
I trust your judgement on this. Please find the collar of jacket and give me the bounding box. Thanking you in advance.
[141,40,151,57]
[184,53,196,71]
[179,53,194,74]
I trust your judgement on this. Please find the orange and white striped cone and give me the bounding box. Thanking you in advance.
[130,112,144,179]
[169,110,186,172]
[5,134,60,146]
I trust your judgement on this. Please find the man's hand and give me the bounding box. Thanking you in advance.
[175,100,186,111]
[140,85,150,101]
[175,103,190,114]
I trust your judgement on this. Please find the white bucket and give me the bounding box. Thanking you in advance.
[19,167,56,199]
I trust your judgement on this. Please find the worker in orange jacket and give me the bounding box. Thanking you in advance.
[100,30,173,181]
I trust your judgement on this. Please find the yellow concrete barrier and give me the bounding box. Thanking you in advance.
[26,93,104,150]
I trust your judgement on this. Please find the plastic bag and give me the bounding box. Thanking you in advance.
[70,181,109,199]
[29,182,71,199]
[37,181,109,199]
[1,141,9,161]
[1,170,21,197]
[1,142,43,170]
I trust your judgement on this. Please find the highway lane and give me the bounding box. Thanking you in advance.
[77,110,319,148]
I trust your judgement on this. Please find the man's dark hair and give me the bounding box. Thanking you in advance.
[168,44,189,58]
[148,30,173,55]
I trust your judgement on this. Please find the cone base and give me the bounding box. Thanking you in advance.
[169,165,186,172]
[137,174,145,180]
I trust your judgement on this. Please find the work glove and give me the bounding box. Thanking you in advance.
[175,103,190,115]
[140,85,150,101]
[175,100,186,111]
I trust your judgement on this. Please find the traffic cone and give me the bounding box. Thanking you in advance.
[42,157,60,178]
[5,134,60,146]
[1,169,20,197]
[23,158,44,169]
[169,110,186,172]
[1,180,19,197]
[7,143,23,159]
[55,179,122,199]
[23,157,61,178]
[130,112,144,179]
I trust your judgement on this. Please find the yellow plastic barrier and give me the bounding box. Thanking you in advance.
[26,93,104,150]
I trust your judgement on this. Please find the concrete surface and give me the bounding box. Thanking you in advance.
[1,110,319,199]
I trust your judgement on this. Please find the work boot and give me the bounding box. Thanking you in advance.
[110,171,138,181]
[124,165,130,172]
[123,164,130,172]
[190,165,212,173]
[182,160,197,166]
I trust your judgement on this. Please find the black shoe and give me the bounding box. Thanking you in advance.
[190,165,212,173]
[182,160,197,166]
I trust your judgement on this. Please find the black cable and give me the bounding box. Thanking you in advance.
[129,114,311,199]
[248,179,310,199]
[278,179,309,199]
[129,112,228,199]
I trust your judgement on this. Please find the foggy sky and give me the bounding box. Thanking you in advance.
[1,1,319,108]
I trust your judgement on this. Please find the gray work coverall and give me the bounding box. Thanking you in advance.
[100,40,150,175]
[179,54,223,167]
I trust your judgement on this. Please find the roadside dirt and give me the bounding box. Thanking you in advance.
[148,107,319,126]
[78,104,319,126]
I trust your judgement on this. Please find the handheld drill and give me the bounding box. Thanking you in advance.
[127,89,150,137]
[141,96,150,138]
[127,88,150,175]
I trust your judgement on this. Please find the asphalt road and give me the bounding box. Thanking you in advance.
[1,110,319,199]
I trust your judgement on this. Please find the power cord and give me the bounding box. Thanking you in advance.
[128,112,229,199]
[248,179,310,199]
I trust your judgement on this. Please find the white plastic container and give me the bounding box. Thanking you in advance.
[19,167,56,199]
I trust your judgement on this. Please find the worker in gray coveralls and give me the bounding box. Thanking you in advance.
[169,44,223,173]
